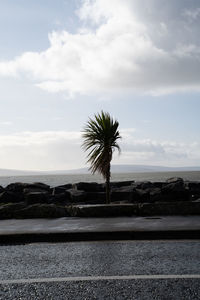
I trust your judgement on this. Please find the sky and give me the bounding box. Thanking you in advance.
[0,0,200,171]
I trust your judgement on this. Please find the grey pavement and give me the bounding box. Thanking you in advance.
[0,216,200,243]
[1,240,200,280]
[0,240,200,299]
[1,279,200,300]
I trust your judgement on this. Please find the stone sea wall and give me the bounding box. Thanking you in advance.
[0,177,200,218]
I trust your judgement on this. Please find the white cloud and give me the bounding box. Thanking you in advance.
[183,8,200,20]
[0,0,200,96]
[0,131,83,170]
[0,129,199,170]
[120,128,136,139]
[114,131,200,167]
[0,121,13,126]
[114,138,200,167]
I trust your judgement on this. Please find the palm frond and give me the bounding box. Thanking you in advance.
[82,111,121,180]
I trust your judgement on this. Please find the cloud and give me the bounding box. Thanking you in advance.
[0,131,83,170]
[0,0,200,96]
[114,129,200,167]
[0,129,198,170]
[0,0,200,95]
[114,137,200,167]
[0,121,13,126]
[183,8,200,21]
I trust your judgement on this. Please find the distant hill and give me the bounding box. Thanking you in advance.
[0,169,43,176]
[0,165,200,176]
[111,165,200,173]
[44,165,200,174]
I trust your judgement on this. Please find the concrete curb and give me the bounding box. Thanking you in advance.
[0,229,200,245]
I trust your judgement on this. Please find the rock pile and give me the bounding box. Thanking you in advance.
[0,177,200,218]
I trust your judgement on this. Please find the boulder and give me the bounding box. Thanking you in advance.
[132,189,150,203]
[50,192,71,205]
[110,181,134,188]
[73,182,104,192]
[25,192,49,205]
[68,189,86,203]
[6,182,27,193]
[186,181,200,192]
[0,202,26,219]
[151,182,166,189]
[132,181,153,190]
[166,177,184,184]
[32,182,50,190]
[23,188,50,194]
[68,204,138,217]
[111,185,134,202]
[84,192,106,204]
[132,181,166,189]
[161,181,190,202]
[51,184,72,195]
[6,182,50,193]
[15,204,68,218]
[163,180,186,192]
[185,181,200,200]
[149,188,163,203]
[0,191,23,203]
[22,183,51,199]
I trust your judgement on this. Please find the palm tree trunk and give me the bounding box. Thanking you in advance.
[106,164,111,204]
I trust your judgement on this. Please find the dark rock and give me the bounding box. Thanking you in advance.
[111,185,134,192]
[58,183,73,189]
[15,204,68,218]
[25,192,49,205]
[185,181,200,200]
[162,181,184,191]
[138,181,153,190]
[111,186,134,202]
[110,181,134,188]
[51,187,65,195]
[194,198,200,202]
[52,184,72,194]
[6,182,50,193]
[186,181,200,192]
[32,182,50,190]
[6,182,27,193]
[149,188,163,203]
[73,182,104,192]
[68,189,86,203]
[0,191,23,203]
[84,192,106,204]
[50,192,71,205]
[161,181,190,202]
[0,202,26,219]
[1,179,200,218]
[23,188,50,194]
[193,198,200,202]
[131,181,152,190]
[152,182,166,189]
[68,204,138,217]
[51,184,72,195]
[166,177,184,184]
[132,189,150,203]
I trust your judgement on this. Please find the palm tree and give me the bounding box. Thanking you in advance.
[82,111,121,204]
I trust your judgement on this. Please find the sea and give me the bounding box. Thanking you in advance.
[0,171,200,188]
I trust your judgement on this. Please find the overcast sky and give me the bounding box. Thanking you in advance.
[0,0,200,171]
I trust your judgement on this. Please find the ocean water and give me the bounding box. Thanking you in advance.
[0,171,200,188]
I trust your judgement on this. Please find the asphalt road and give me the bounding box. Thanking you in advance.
[0,240,200,299]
